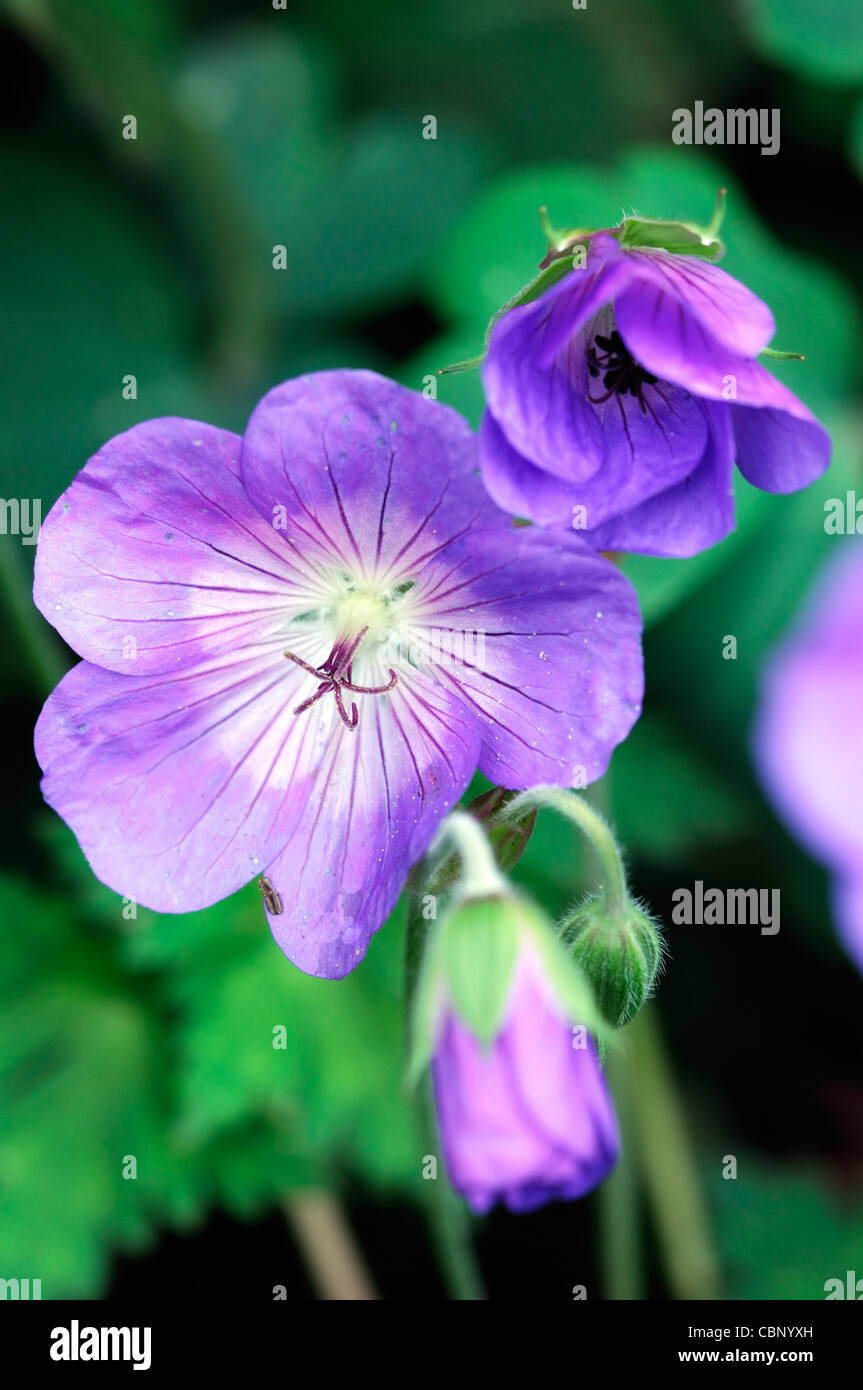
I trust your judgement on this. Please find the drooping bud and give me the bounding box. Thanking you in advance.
[559,894,663,1029]
[407,812,617,1213]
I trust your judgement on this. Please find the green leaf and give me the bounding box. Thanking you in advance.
[742,0,863,85]
[712,1156,863,1299]
[0,876,178,1295]
[145,888,419,1192]
[176,30,489,320]
[0,144,199,505]
[609,713,755,866]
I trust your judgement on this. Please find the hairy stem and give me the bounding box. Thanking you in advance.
[495,786,628,920]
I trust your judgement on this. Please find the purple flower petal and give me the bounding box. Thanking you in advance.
[589,405,736,557]
[241,368,509,581]
[755,544,863,976]
[34,419,314,676]
[754,548,863,873]
[732,401,830,493]
[479,380,707,536]
[433,952,619,1213]
[627,247,775,357]
[482,237,634,480]
[478,412,578,527]
[415,524,644,785]
[615,284,829,494]
[35,648,331,912]
[261,671,480,978]
[832,874,863,975]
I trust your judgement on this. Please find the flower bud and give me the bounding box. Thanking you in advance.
[559,895,663,1029]
[411,886,618,1213]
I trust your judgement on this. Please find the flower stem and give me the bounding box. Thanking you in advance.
[416,1075,486,1301]
[431,809,507,901]
[495,786,628,919]
[597,1044,644,1300]
[626,1005,722,1299]
[283,1190,378,1301]
[404,884,487,1301]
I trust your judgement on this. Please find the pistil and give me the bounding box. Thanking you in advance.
[284,625,398,731]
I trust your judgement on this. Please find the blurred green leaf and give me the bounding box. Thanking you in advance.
[712,1156,863,1299]
[742,0,863,85]
[176,29,489,320]
[609,713,755,867]
[0,874,177,1295]
[0,144,201,504]
[650,411,861,756]
[398,330,487,430]
[848,93,863,181]
[152,890,418,1191]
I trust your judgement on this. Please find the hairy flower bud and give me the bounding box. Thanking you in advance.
[559,895,663,1029]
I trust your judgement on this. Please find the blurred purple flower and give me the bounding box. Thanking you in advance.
[432,945,619,1213]
[33,370,643,979]
[480,234,830,558]
[754,543,863,971]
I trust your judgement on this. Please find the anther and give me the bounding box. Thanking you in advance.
[284,625,398,731]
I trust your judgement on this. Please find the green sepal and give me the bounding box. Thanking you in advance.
[617,188,727,262]
[406,914,446,1089]
[441,896,521,1047]
[407,892,610,1085]
[523,902,610,1045]
[406,894,519,1085]
[438,254,577,375]
[466,786,537,874]
[559,894,664,1029]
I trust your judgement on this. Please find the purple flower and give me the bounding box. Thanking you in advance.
[432,943,619,1213]
[753,543,863,972]
[479,234,830,558]
[33,370,643,979]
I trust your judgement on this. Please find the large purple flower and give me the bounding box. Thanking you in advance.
[432,943,619,1213]
[480,234,830,558]
[753,543,863,972]
[34,370,643,979]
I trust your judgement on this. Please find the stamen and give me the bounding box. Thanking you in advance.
[283,625,398,731]
[342,671,398,695]
[587,327,658,414]
[293,682,331,716]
